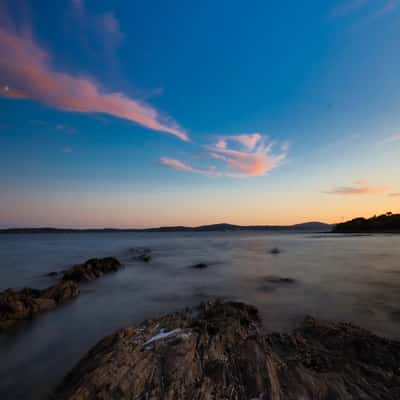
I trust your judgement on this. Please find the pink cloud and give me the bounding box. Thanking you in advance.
[160,157,216,176]
[205,134,286,177]
[216,133,262,151]
[325,181,388,195]
[215,139,227,149]
[0,26,188,141]
[161,134,287,178]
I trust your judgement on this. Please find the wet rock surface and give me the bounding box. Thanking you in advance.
[53,300,400,400]
[0,281,79,330]
[62,257,122,282]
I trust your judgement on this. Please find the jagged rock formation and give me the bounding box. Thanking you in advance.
[0,281,79,330]
[53,301,400,400]
[62,257,122,282]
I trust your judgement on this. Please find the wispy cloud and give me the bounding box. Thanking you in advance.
[374,0,400,17]
[71,0,85,17]
[99,12,122,41]
[382,134,400,143]
[331,0,369,18]
[0,17,187,141]
[56,124,77,135]
[324,181,388,195]
[388,192,400,197]
[161,134,287,178]
[160,158,217,176]
[61,146,73,153]
[330,0,399,19]
[215,133,262,151]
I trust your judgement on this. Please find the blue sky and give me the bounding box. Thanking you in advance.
[0,0,399,227]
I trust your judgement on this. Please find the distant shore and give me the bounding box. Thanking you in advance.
[332,213,400,234]
[0,222,332,234]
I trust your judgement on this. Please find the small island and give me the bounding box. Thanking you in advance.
[333,213,400,233]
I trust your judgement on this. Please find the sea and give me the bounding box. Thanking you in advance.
[0,231,400,399]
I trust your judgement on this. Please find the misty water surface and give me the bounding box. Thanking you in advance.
[0,231,400,399]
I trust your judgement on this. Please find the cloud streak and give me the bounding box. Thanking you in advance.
[161,134,287,178]
[61,146,73,153]
[160,158,216,176]
[0,25,188,141]
[331,0,368,17]
[330,0,399,19]
[374,0,400,17]
[325,181,387,195]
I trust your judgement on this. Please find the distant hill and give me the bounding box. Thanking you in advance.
[0,222,331,234]
[332,213,400,233]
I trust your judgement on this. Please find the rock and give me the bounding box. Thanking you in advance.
[190,263,208,269]
[138,254,151,262]
[0,281,79,330]
[45,271,59,277]
[41,280,80,303]
[52,300,400,400]
[130,247,151,255]
[62,257,122,282]
[130,248,152,262]
[263,275,296,284]
[269,247,281,255]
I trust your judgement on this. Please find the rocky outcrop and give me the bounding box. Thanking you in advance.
[53,301,400,400]
[1,257,122,331]
[62,257,122,282]
[0,281,79,330]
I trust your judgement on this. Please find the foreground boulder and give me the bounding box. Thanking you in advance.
[53,301,400,400]
[62,257,122,282]
[0,281,79,330]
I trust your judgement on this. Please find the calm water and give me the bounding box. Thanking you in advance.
[1,231,400,399]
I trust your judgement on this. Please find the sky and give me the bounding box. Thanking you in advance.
[0,0,399,228]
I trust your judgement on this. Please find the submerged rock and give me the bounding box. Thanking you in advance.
[62,257,122,282]
[138,254,151,262]
[45,271,59,277]
[130,248,152,262]
[53,300,400,400]
[269,247,281,255]
[0,281,79,330]
[263,275,296,284]
[190,263,208,269]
